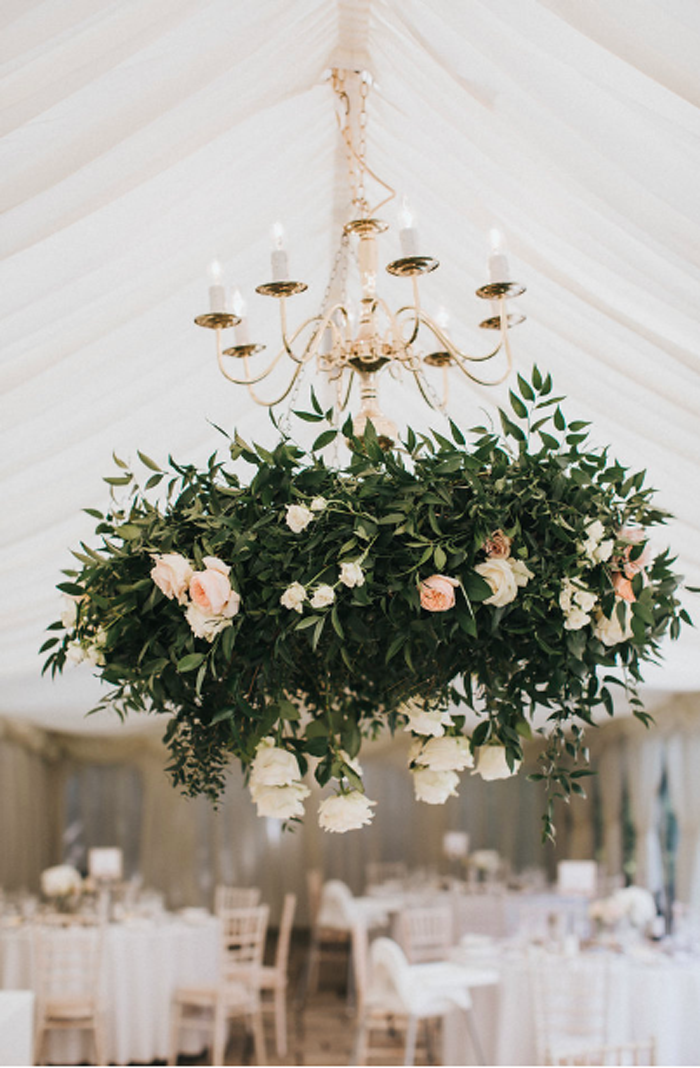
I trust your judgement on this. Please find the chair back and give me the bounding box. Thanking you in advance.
[306,868,323,927]
[554,1039,655,1066]
[214,885,261,914]
[316,880,356,930]
[220,905,269,984]
[365,861,408,890]
[366,937,412,1012]
[397,905,452,962]
[33,920,103,1006]
[529,948,610,1062]
[274,893,297,974]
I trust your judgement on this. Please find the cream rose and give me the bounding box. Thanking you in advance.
[185,603,233,642]
[310,497,327,512]
[286,504,314,533]
[593,606,633,646]
[60,596,79,629]
[411,767,460,804]
[419,574,459,612]
[401,698,454,737]
[280,582,307,612]
[318,790,376,832]
[509,559,534,588]
[190,564,240,618]
[65,640,85,665]
[250,781,310,819]
[474,558,518,607]
[41,864,82,898]
[310,584,335,609]
[150,552,193,604]
[473,745,521,781]
[339,561,365,588]
[413,735,474,772]
[563,606,592,631]
[250,738,300,787]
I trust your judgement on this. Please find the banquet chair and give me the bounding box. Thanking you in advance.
[553,1039,656,1066]
[365,861,408,890]
[245,893,297,1057]
[214,884,262,913]
[397,905,452,963]
[529,948,611,1064]
[353,937,486,1066]
[302,880,355,1000]
[33,919,107,1067]
[168,904,269,1066]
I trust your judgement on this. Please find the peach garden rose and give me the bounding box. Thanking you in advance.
[419,574,459,612]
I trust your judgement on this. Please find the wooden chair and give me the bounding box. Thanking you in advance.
[554,1040,656,1066]
[33,919,107,1066]
[214,885,261,914]
[247,893,297,1057]
[396,905,452,963]
[529,948,612,1064]
[169,904,269,1065]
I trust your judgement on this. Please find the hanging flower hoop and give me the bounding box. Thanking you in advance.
[43,369,689,838]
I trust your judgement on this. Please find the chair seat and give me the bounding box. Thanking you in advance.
[173,982,254,1009]
[44,997,99,1021]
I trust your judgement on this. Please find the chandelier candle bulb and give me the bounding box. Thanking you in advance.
[488,229,510,284]
[398,197,419,258]
[232,289,249,345]
[207,259,229,313]
[271,222,289,281]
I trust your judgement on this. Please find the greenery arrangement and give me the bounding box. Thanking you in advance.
[43,368,689,837]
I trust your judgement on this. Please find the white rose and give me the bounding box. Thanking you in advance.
[310,584,335,609]
[185,602,233,642]
[339,561,365,588]
[250,738,300,787]
[473,745,521,781]
[65,640,85,665]
[613,886,656,928]
[573,587,597,612]
[201,556,230,576]
[564,607,592,631]
[250,781,310,819]
[593,539,614,564]
[411,767,460,804]
[414,736,474,772]
[280,582,307,613]
[41,864,82,898]
[60,596,79,629]
[339,750,363,777]
[318,791,376,832]
[509,558,534,587]
[310,497,327,512]
[474,558,519,607]
[150,552,193,604]
[286,504,314,533]
[593,606,633,646]
[559,578,575,613]
[84,643,106,666]
[401,698,454,738]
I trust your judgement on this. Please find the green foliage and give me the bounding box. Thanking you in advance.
[43,368,689,832]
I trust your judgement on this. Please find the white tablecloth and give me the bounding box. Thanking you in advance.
[443,942,700,1066]
[0,990,34,1066]
[0,915,219,1065]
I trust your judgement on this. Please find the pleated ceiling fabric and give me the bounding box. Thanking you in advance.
[1,0,699,731]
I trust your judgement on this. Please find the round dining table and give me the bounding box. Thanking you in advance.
[0,912,220,1065]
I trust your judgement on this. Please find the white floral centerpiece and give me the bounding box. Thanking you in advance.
[42,369,690,839]
[589,885,657,936]
[40,864,83,912]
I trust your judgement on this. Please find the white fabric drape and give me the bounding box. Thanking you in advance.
[1,0,700,732]
[666,733,700,910]
[597,739,625,881]
[625,733,665,894]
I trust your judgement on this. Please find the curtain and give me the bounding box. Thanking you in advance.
[597,738,625,882]
[625,733,665,894]
[0,722,58,892]
[666,731,700,910]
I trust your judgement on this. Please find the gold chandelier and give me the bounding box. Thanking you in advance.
[194,70,526,441]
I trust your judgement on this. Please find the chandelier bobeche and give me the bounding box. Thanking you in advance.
[194,70,526,440]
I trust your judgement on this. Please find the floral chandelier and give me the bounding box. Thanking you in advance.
[193,70,525,443]
[43,73,689,840]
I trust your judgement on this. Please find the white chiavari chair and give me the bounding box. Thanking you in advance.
[553,1039,656,1066]
[168,904,269,1065]
[529,947,613,1065]
[365,861,408,890]
[33,918,107,1066]
[397,905,452,963]
[243,893,297,1058]
[214,885,261,914]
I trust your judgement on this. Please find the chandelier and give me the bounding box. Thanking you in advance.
[194,70,526,442]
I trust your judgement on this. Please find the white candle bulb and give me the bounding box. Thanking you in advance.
[488,228,510,284]
[232,288,250,345]
[270,222,289,281]
[399,195,419,258]
[207,258,229,313]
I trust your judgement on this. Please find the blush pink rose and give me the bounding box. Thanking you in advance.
[619,528,651,578]
[190,566,238,616]
[611,571,635,603]
[419,575,459,612]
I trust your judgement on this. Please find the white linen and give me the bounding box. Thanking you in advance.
[443,943,700,1066]
[1,1,700,735]
[0,916,220,1065]
[0,991,34,1067]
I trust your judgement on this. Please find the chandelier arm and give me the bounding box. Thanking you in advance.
[409,367,446,413]
[215,329,295,387]
[244,360,308,410]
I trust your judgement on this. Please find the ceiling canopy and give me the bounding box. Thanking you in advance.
[2,0,699,733]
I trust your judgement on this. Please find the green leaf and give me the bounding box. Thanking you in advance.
[433,545,447,570]
[517,374,535,402]
[57,582,85,597]
[312,429,338,451]
[137,450,162,472]
[103,474,132,486]
[177,653,206,672]
[509,390,528,419]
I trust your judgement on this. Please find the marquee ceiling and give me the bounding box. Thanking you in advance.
[2,0,699,734]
